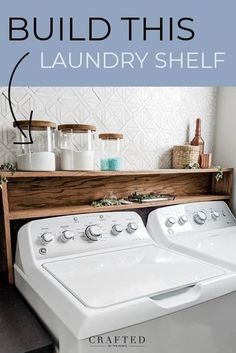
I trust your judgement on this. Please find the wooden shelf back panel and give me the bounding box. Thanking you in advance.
[7,173,213,211]
[9,194,231,220]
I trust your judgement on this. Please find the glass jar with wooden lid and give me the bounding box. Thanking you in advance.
[58,124,96,170]
[13,120,56,171]
[99,133,123,171]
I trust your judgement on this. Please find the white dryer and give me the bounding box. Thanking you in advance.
[14,210,236,353]
[147,201,236,271]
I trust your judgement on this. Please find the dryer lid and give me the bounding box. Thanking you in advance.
[42,245,224,308]
[172,227,236,269]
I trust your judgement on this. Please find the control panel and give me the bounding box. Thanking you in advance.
[21,212,151,260]
[147,201,236,238]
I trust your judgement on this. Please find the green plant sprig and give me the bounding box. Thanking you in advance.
[215,166,224,182]
[91,199,122,207]
[0,163,16,188]
[128,192,159,203]
[184,163,200,169]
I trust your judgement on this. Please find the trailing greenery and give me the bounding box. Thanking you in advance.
[185,163,200,169]
[128,192,159,203]
[91,191,174,207]
[0,163,16,188]
[184,163,223,182]
[91,198,122,207]
[215,166,224,182]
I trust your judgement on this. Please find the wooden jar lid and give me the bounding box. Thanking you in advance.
[58,124,96,133]
[13,120,56,130]
[99,133,123,140]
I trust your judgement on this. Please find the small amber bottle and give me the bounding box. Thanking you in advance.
[191,118,204,155]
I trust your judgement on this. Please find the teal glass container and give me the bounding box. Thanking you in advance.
[99,133,123,171]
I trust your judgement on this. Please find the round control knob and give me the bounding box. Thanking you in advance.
[61,230,74,242]
[85,225,102,241]
[40,232,54,245]
[165,217,176,228]
[127,222,138,233]
[178,215,188,225]
[212,211,220,221]
[111,224,123,236]
[194,211,207,225]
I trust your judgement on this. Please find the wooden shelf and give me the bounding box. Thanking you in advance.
[0,168,233,178]
[0,167,233,284]
[9,194,231,220]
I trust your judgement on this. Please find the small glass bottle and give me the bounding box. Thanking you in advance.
[99,133,123,171]
[191,118,204,155]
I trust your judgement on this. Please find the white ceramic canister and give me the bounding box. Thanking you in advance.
[13,120,57,171]
[58,124,96,171]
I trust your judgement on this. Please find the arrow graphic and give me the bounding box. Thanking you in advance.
[8,52,34,145]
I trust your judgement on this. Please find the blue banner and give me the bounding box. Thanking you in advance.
[0,0,235,86]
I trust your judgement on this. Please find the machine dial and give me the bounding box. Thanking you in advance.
[111,224,123,235]
[61,230,74,242]
[212,211,220,220]
[178,215,188,225]
[165,217,176,228]
[127,222,138,233]
[85,225,102,241]
[40,232,54,245]
[194,211,207,225]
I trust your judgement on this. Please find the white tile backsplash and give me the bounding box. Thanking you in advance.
[0,87,217,170]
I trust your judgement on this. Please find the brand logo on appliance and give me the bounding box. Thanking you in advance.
[89,335,146,348]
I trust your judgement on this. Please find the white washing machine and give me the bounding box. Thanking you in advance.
[14,211,236,353]
[147,201,236,272]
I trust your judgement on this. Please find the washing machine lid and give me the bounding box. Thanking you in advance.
[172,227,236,270]
[42,245,224,308]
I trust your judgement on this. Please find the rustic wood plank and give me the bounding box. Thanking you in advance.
[1,183,13,284]
[211,169,233,207]
[0,168,233,178]
[7,173,214,211]
[9,194,231,220]
[0,191,7,278]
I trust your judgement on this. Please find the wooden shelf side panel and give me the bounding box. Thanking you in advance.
[0,184,13,284]
[211,170,233,200]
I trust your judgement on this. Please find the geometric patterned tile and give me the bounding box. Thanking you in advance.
[0,86,217,169]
